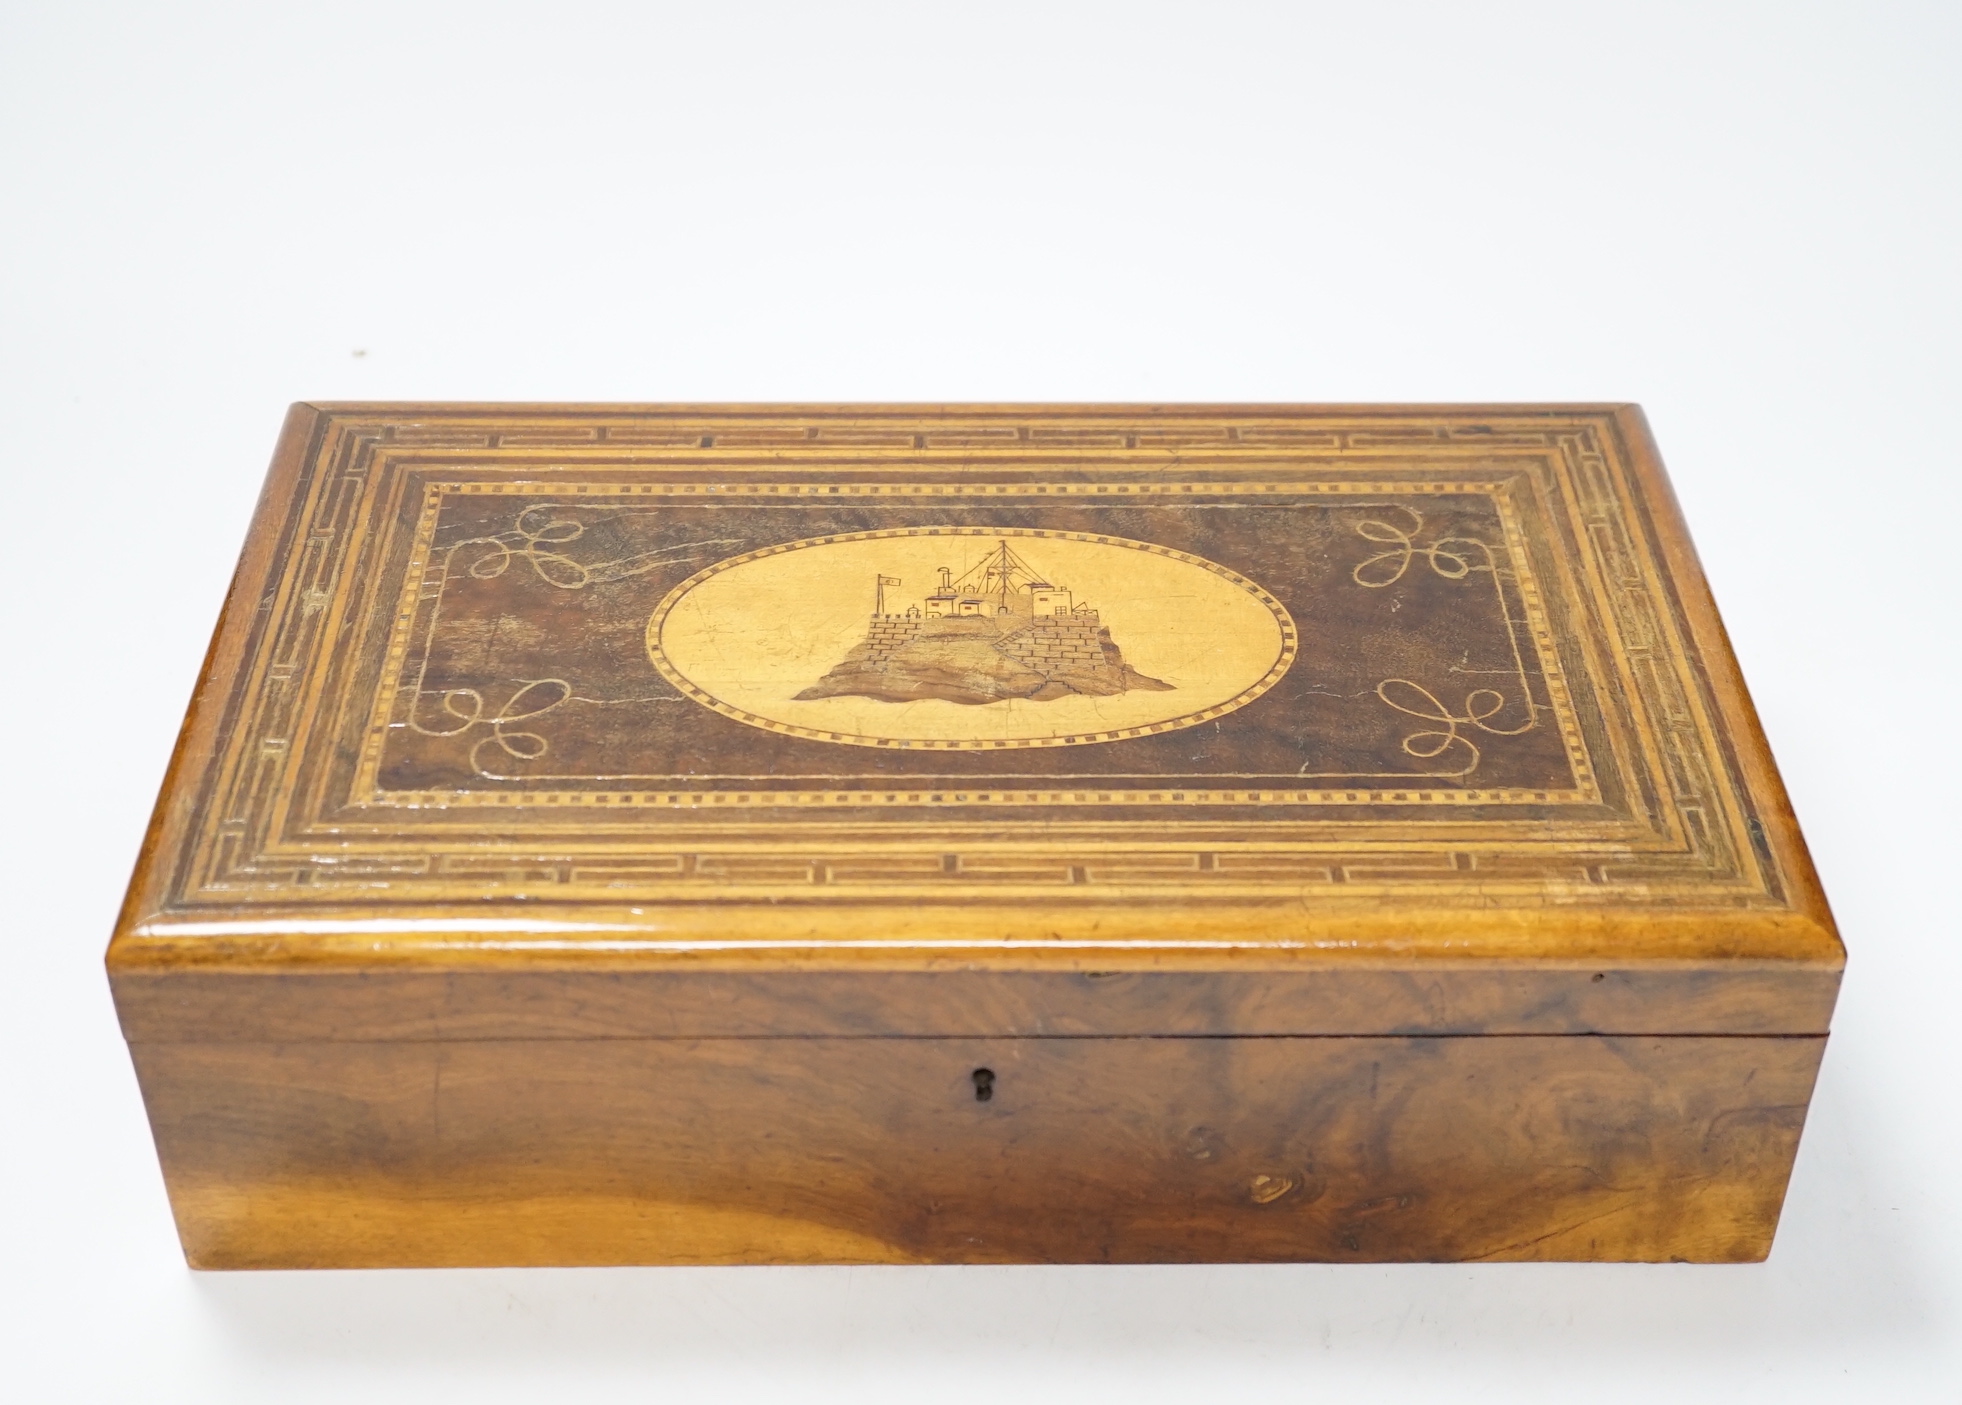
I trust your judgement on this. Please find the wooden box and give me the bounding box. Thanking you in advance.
[109,403,1841,1268]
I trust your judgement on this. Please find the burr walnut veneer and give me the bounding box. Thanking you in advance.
[109,403,1840,1268]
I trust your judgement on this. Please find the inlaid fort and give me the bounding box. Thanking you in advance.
[796,540,1174,706]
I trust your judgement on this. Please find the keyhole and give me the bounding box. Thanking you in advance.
[971,1068,995,1102]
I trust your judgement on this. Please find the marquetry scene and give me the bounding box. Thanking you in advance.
[650,529,1291,748]
[793,537,1177,706]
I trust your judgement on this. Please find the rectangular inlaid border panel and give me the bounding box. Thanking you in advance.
[352,477,1598,807]
[151,406,1785,910]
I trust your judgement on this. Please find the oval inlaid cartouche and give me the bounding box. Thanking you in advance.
[646,526,1297,749]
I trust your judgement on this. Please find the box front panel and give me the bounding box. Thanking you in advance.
[134,1033,1825,1267]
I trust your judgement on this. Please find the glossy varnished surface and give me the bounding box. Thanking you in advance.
[108,405,1841,1266]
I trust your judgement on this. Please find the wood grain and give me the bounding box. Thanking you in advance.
[133,1033,1826,1268]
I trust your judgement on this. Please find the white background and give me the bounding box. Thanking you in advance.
[2,2,1957,1400]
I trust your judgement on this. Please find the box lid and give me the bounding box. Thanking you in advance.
[108,404,1841,1042]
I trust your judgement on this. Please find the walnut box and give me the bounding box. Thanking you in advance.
[108,403,1841,1268]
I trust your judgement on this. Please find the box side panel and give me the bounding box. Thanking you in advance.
[130,1033,1825,1268]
